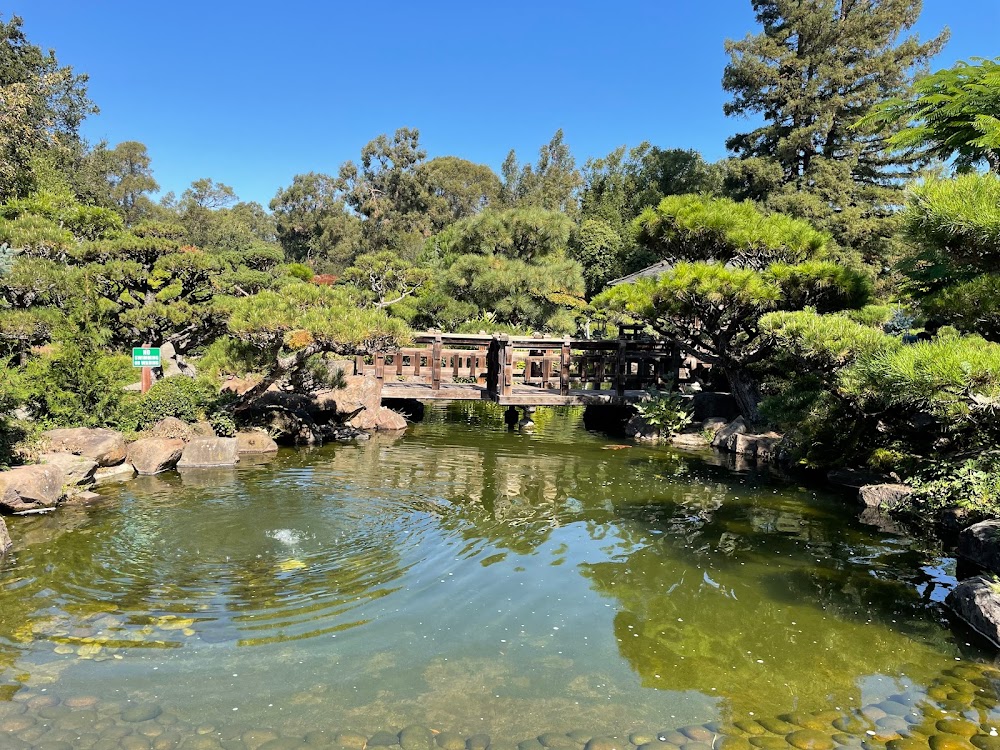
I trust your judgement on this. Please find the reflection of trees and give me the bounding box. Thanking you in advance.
[580,481,964,718]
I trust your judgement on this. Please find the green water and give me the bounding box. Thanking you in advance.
[0,403,997,750]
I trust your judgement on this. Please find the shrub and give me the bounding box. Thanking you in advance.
[908,454,1000,518]
[114,376,221,434]
[635,389,693,436]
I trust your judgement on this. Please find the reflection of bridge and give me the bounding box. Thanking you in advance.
[356,332,680,406]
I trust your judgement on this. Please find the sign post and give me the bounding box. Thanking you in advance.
[132,348,161,394]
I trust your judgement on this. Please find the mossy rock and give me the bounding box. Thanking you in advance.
[436,733,468,750]
[736,723,768,737]
[750,737,790,750]
[886,740,929,750]
[786,730,835,750]
[929,736,975,750]
[757,719,796,736]
[936,721,979,739]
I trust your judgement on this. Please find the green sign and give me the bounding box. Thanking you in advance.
[132,347,161,368]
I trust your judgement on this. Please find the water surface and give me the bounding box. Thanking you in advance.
[0,403,994,748]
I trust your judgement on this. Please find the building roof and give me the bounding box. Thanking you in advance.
[606,260,674,287]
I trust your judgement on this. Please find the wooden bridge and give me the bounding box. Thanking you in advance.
[355,332,681,406]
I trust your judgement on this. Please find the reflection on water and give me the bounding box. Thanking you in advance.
[0,402,994,746]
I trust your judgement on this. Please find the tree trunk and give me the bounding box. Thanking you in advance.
[724,364,761,424]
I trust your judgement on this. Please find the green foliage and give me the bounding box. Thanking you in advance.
[858,57,1000,173]
[908,454,1000,517]
[840,335,1000,432]
[761,309,899,373]
[195,336,273,379]
[224,282,409,352]
[922,274,1000,341]
[635,389,693,436]
[570,218,623,297]
[632,194,829,267]
[498,130,581,217]
[114,376,220,434]
[341,251,431,308]
[428,207,575,263]
[904,174,1000,270]
[284,262,314,281]
[722,0,946,263]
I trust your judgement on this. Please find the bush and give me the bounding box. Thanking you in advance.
[635,389,693,436]
[908,454,1000,518]
[114,376,221,434]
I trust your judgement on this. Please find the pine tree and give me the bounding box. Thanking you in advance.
[722,0,946,263]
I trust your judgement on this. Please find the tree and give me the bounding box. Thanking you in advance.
[80,141,159,225]
[858,57,1000,174]
[593,196,870,420]
[423,208,586,333]
[899,173,1000,340]
[499,130,582,217]
[722,0,947,261]
[0,14,98,199]
[338,127,435,255]
[341,251,431,308]
[418,156,501,228]
[270,172,362,271]
[569,219,623,297]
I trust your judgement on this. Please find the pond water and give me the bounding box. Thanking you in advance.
[0,404,997,750]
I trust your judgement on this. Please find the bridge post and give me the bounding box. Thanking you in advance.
[375,352,385,383]
[486,337,500,397]
[560,339,570,395]
[500,334,513,397]
[432,333,442,391]
[616,339,627,400]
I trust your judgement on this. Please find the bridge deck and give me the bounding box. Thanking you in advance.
[381,381,650,406]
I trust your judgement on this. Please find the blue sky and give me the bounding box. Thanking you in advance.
[12,1,999,207]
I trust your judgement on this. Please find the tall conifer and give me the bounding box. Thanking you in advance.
[723,0,946,263]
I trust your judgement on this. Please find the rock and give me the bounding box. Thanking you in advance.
[670,431,709,448]
[62,490,102,506]
[236,431,279,454]
[859,484,913,512]
[368,731,401,747]
[315,375,382,422]
[703,417,728,434]
[711,417,747,451]
[149,417,193,441]
[127,438,185,475]
[0,517,10,554]
[120,703,162,722]
[467,734,492,750]
[177,438,239,468]
[929,736,975,750]
[786,734,835,750]
[221,377,259,396]
[733,432,782,459]
[399,725,435,750]
[827,467,890,491]
[40,428,127,467]
[692,391,740,422]
[39,451,98,487]
[93,462,136,484]
[191,420,216,437]
[958,520,1000,574]
[372,407,408,432]
[0,465,64,512]
[625,414,660,442]
[436,733,468,750]
[946,576,1000,647]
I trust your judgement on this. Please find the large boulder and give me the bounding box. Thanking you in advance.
[315,375,382,422]
[858,484,913,513]
[236,431,279,454]
[958,520,1000,574]
[93,462,137,484]
[39,452,99,486]
[733,431,782,459]
[827,467,890,491]
[0,517,10,554]
[349,405,408,432]
[127,438,185,475]
[149,417,193,441]
[711,417,747,452]
[41,428,127,467]
[946,576,1000,648]
[0,465,64,513]
[177,438,239,468]
[624,414,660,442]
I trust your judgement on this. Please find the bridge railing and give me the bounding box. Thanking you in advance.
[356,333,678,399]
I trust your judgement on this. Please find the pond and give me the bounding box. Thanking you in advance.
[0,403,997,750]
